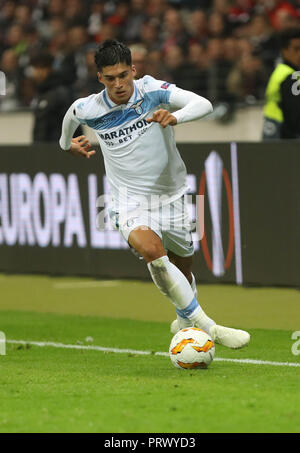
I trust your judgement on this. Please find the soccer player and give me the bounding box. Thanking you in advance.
[59,40,250,349]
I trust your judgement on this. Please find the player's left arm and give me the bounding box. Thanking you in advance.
[59,103,96,158]
[146,88,213,128]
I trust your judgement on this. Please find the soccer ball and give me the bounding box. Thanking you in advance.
[169,327,215,369]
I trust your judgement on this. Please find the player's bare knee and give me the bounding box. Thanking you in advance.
[142,244,166,263]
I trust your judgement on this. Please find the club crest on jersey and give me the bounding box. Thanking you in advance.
[131,99,144,115]
[161,82,171,90]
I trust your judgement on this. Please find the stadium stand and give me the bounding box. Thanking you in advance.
[0,0,299,113]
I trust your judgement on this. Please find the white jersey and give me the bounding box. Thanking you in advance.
[59,75,212,207]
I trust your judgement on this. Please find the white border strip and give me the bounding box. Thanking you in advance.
[231,142,243,285]
[7,340,300,368]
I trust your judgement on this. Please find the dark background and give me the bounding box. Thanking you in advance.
[0,142,299,287]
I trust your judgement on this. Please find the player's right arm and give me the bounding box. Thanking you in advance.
[144,76,213,128]
[59,103,96,158]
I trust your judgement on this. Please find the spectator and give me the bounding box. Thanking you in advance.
[146,0,168,22]
[275,7,300,30]
[208,12,228,38]
[187,42,209,97]
[188,42,208,67]
[47,16,66,39]
[248,14,279,73]
[4,23,28,57]
[262,26,300,139]
[0,1,17,38]
[161,8,190,53]
[59,25,89,85]
[14,3,33,28]
[64,0,88,27]
[17,25,47,71]
[74,44,103,97]
[1,0,298,111]
[267,0,300,30]
[0,48,22,111]
[227,52,268,102]
[106,1,129,32]
[48,28,69,72]
[206,37,234,102]
[223,36,239,63]
[88,0,105,38]
[29,52,77,142]
[164,44,201,92]
[228,0,255,28]
[188,10,208,43]
[47,0,65,18]
[94,22,118,43]
[123,0,147,43]
[237,36,255,55]
[213,0,231,17]
[130,44,148,78]
[140,19,161,51]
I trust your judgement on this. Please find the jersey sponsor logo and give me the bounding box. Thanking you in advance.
[99,118,150,145]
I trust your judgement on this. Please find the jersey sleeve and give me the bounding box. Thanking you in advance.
[143,76,213,123]
[59,101,82,150]
[169,87,213,124]
[142,75,176,107]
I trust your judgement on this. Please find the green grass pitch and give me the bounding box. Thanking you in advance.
[0,273,300,433]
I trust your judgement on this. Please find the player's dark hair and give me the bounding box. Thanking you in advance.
[94,40,132,71]
[280,27,300,49]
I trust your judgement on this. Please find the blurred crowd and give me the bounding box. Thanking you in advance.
[1,0,300,113]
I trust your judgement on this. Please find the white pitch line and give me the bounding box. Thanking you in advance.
[53,281,122,289]
[7,340,156,356]
[213,357,300,367]
[6,340,300,368]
